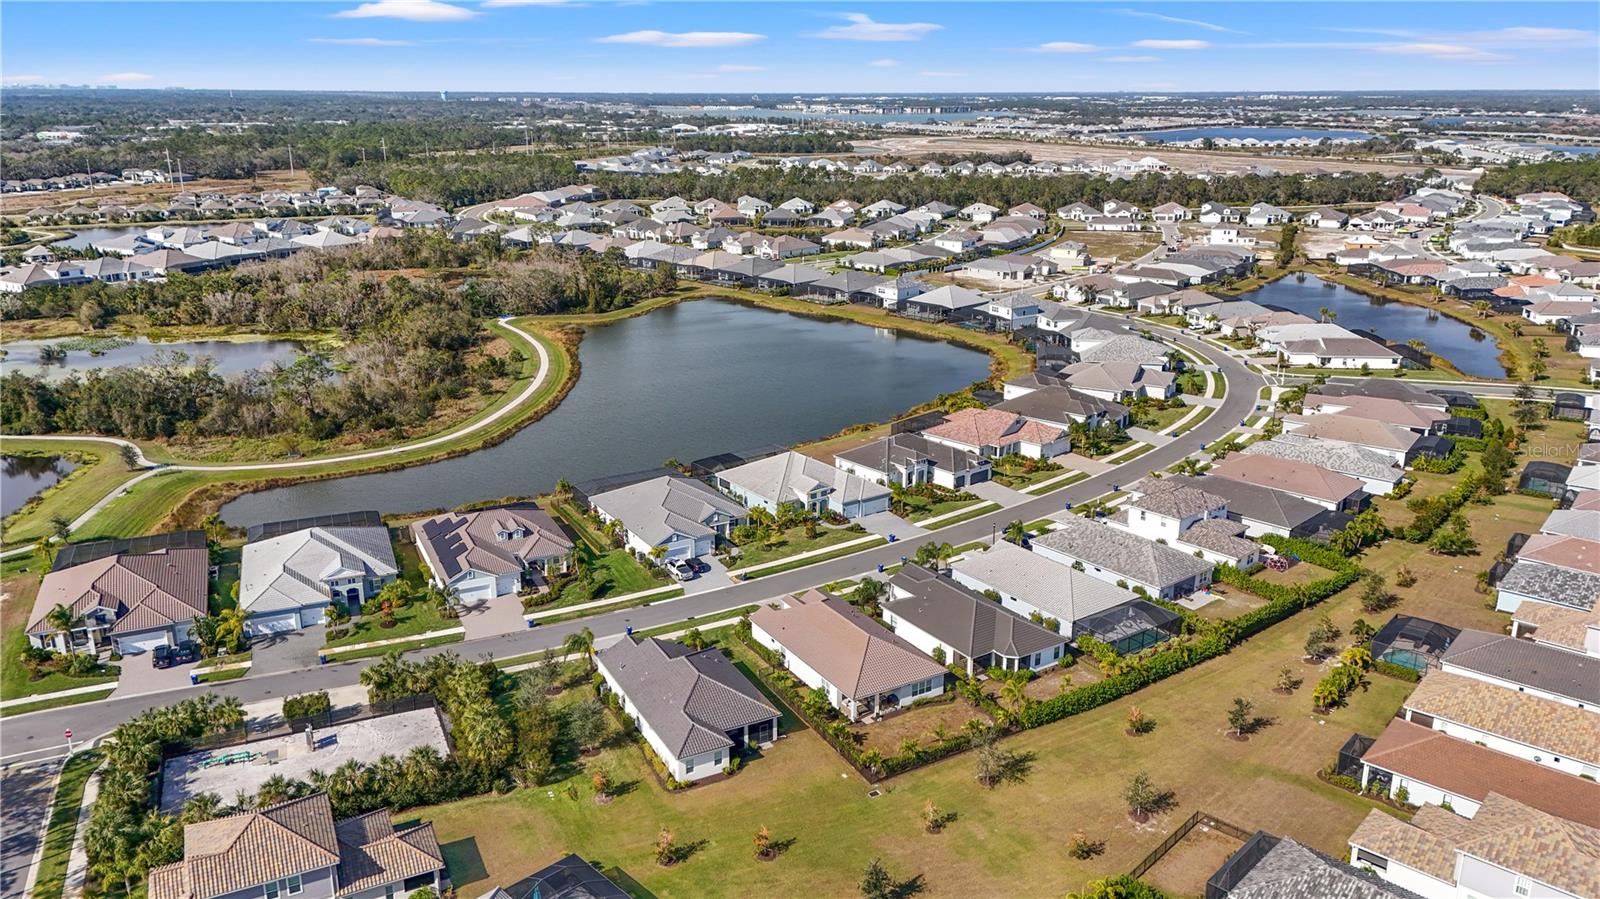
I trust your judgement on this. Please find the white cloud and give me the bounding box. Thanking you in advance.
[481,0,583,6]
[100,72,153,82]
[1371,42,1507,61]
[1104,55,1159,63]
[867,58,898,67]
[597,30,764,48]
[309,37,417,46]
[812,12,942,42]
[918,70,966,77]
[1484,26,1592,43]
[1132,39,1208,50]
[717,64,765,72]
[3,74,47,83]
[334,0,477,21]
[1119,9,1244,34]
[1030,41,1097,53]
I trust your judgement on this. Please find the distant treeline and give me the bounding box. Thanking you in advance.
[317,153,1420,210]
[1476,157,1600,206]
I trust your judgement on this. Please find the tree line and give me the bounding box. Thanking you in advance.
[1476,157,1600,206]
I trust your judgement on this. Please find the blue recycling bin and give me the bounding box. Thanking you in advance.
[888,533,897,543]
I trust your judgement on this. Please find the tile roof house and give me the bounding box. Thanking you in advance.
[1209,454,1367,512]
[749,589,947,722]
[1059,361,1177,402]
[994,384,1129,431]
[1517,533,1600,577]
[1116,479,1263,567]
[885,565,1069,675]
[590,476,746,563]
[1282,414,1422,465]
[146,793,444,899]
[1242,434,1405,496]
[1495,558,1600,615]
[27,545,209,655]
[1356,717,1600,826]
[950,540,1161,643]
[1211,831,1424,899]
[715,451,890,521]
[240,525,398,634]
[1302,394,1449,433]
[834,433,992,492]
[1034,514,1214,601]
[1438,629,1600,709]
[1401,670,1599,776]
[1348,793,1600,899]
[1510,603,1600,657]
[595,636,779,783]
[410,504,574,604]
[920,408,1070,461]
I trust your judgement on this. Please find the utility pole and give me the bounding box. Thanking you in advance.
[380,137,388,163]
[287,143,295,175]
[164,147,174,184]
[360,146,366,164]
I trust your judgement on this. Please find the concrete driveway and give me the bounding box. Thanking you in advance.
[461,597,528,640]
[969,479,1032,508]
[110,650,196,698]
[0,760,58,899]
[855,510,925,540]
[251,624,326,675]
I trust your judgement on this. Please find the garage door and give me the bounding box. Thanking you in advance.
[300,605,328,627]
[115,630,171,654]
[248,612,300,635]
[456,583,495,605]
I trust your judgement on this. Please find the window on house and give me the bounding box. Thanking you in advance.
[1353,849,1388,871]
[265,882,279,899]
[286,876,302,896]
[1514,877,1532,896]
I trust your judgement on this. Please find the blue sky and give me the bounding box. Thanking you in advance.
[3,1,1596,93]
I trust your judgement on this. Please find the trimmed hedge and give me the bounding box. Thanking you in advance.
[1373,659,1423,683]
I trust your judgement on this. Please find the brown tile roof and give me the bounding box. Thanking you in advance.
[28,547,209,637]
[1357,793,1600,897]
[1513,603,1600,653]
[1302,394,1449,431]
[1404,671,1600,765]
[1361,718,1600,827]
[410,503,573,583]
[334,810,444,896]
[1519,533,1600,576]
[922,408,1064,450]
[749,589,946,700]
[1209,454,1364,504]
[151,795,342,899]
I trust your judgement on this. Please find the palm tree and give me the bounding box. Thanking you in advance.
[1406,338,1426,355]
[552,478,574,509]
[565,627,596,671]
[44,603,82,648]
[1473,299,1492,319]
[1318,306,1336,323]
[1003,520,1027,545]
[998,672,1031,714]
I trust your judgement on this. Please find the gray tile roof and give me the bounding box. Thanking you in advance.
[1155,475,1326,531]
[1244,435,1404,485]
[597,637,778,759]
[241,526,398,614]
[719,452,888,510]
[950,540,1135,626]
[1498,559,1600,612]
[1034,516,1213,589]
[887,565,1066,659]
[1539,510,1600,541]
[1441,629,1600,705]
[1130,480,1226,519]
[590,476,747,547]
[835,433,989,476]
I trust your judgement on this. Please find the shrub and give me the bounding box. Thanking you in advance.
[282,691,332,720]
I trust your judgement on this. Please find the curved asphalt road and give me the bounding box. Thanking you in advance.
[0,316,1265,758]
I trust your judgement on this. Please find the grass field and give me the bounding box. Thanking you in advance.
[29,750,101,899]
[416,565,1413,898]
[322,599,456,649]
[1,440,141,548]
[729,525,870,571]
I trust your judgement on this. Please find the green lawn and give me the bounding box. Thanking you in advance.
[990,461,1066,490]
[415,550,1414,898]
[1,440,141,548]
[322,632,464,663]
[730,525,870,571]
[0,574,121,700]
[1169,406,1215,436]
[1134,402,1193,433]
[322,599,457,649]
[901,496,983,523]
[920,502,1001,531]
[30,750,101,899]
[0,688,116,718]
[195,666,249,684]
[738,538,888,579]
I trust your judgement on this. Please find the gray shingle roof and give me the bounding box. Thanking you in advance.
[719,452,888,510]
[241,526,398,614]
[1224,834,1426,899]
[1033,516,1213,589]
[950,540,1134,626]
[887,565,1065,659]
[410,505,572,584]
[1159,474,1326,531]
[604,637,777,758]
[590,476,747,547]
[1498,559,1600,611]
[1243,435,1404,484]
[1441,629,1600,705]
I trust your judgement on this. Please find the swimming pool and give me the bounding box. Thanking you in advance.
[1380,648,1431,672]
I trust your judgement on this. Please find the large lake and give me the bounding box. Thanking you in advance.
[2,455,77,518]
[1,336,309,381]
[1241,275,1507,379]
[219,299,991,527]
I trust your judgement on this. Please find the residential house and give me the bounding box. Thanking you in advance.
[1208,454,1368,513]
[410,504,574,604]
[1245,203,1291,227]
[1398,671,1599,777]
[994,384,1129,430]
[474,855,631,899]
[1302,394,1449,434]
[146,794,445,899]
[982,291,1044,329]
[589,476,747,562]
[1151,202,1190,223]
[920,408,1070,460]
[834,433,992,491]
[950,540,1180,652]
[1347,793,1600,899]
[1209,226,1257,247]
[1282,414,1423,465]
[240,519,397,635]
[1494,558,1600,616]
[1059,361,1177,402]
[1033,514,1215,600]
[27,538,208,655]
[1439,628,1600,711]
[961,202,1000,224]
[1198,202,1241,224]
[1304,207,1350,229]
[962,256,1042,284]
[1210,831,1418,899]
[884,565,1068,675]
[749,589,947,722]
[894,284,988,319]
[1057,202,1100,221]
[821,228,877,250]
[596,636,779,783]
[1242,434,1405,496]
[716,451,890,520]
[1113,479,1263,568]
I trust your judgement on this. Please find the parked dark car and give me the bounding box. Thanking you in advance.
[153,641,199,669]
